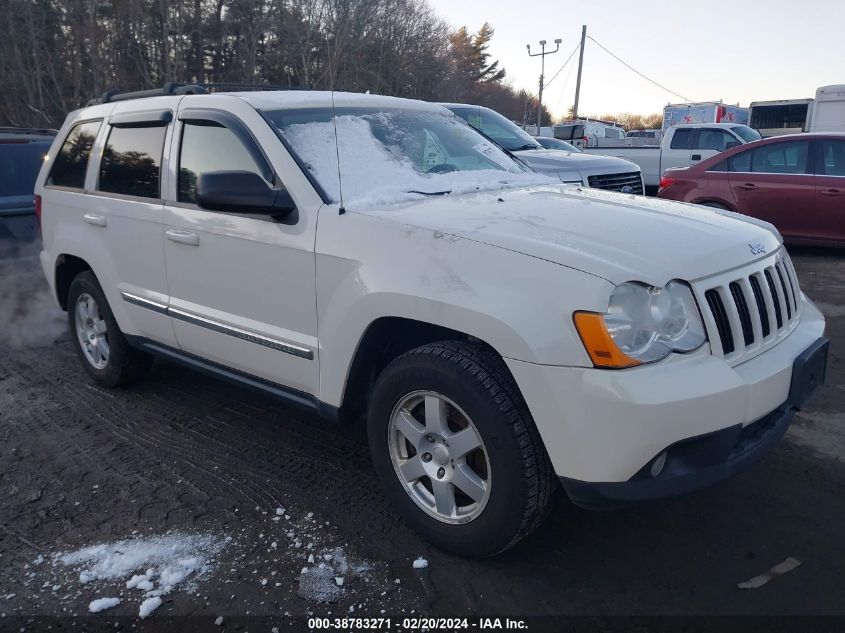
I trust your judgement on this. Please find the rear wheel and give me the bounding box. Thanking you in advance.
[368,341,556,557]
[700,201,730,210]
[67,271,152,387]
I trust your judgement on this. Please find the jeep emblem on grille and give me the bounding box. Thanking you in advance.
[748,242,767,255]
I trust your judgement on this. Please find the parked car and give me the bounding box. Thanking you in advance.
[533,136,581,152]
[442,104,644,194]
[583,123,762,192]
[658,133,845,246]
[553,118,626,149]
[38,85,826,557]
[0,127,56,240]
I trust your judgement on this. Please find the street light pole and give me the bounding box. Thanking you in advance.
[527,38,561,135]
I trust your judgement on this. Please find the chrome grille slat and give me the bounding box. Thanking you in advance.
[587,172,644,194]
[696,251,801,364]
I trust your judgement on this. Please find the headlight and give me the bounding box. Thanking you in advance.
[574,280,707,368]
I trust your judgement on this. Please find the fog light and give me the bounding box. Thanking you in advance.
[650,451,667,478]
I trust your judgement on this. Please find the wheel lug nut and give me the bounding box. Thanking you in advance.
[437,467,445,479]
[421,453,432,463]
[425,434,434,442]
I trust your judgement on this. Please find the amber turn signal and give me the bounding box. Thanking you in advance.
[573,312,641,369]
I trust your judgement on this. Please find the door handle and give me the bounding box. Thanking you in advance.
[165,229,200,246]
[739,183,758,191]
[691,154,702,161]
[83,213,107,227]
[820,188,842,197]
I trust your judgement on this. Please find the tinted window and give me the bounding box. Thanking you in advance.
[604,127,624,139]
[750,141,809,174]
[697,129,738,151]
[554,124,584,141]
[0,141,50,196]
[47,121,101,189]
[820,140,845,176]
[448,107,540,151]
[728,150,752,173]
[670,128,695,149]
[178,121,268,203]
[731,125,761,142]
[708,159,729,173]
[98,125,166,198]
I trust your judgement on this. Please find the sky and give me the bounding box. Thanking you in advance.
[425,0,845,120]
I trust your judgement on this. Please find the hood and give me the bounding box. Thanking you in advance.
[357,185,782,286]
[513,148,640,181]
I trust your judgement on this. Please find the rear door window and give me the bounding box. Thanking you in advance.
[98,125,167,198]
[1,141,50,196]
[670,128,695,149]
[46,121,102,189]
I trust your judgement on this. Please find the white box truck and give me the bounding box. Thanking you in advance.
[749,98,814,137]
[663,102,749,131]
[809,84,845,133]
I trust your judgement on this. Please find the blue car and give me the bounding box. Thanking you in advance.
[1,127,57,240]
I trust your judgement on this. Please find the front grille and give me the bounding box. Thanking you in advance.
[698,253,801,361]
[587,171,644,195]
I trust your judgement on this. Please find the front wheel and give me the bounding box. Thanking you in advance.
[368,341,556,557]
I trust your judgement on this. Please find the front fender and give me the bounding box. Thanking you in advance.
[315,210,612,407]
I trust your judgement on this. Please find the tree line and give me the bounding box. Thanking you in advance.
[1,0,551,129]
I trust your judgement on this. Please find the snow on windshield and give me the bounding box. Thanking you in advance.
[271,108,554,210]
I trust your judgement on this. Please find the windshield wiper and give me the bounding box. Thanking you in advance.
[511,143,541,151]
[408,190,451,196]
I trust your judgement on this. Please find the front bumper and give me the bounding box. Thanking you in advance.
[561,336,827,508]
[505,296,826,500]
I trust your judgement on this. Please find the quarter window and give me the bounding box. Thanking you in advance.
[98,125,166,198]
[820,140,845,176]
[47,121,101,189]
[178,121,269,203]
[670,128,695,150]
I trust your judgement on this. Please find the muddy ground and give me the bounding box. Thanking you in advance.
[0,241,843,629]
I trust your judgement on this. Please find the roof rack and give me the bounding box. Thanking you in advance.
[87,82,310,105]
[0,126,58,136]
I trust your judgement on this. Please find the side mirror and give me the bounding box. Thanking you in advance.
[725,141,741,150]
[196,170,296,221]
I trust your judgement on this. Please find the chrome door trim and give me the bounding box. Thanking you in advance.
[120,291,313,360]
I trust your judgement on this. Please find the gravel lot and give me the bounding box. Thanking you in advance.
[1,240,843,626]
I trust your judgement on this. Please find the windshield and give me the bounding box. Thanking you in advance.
[447,106,541,152]
[554,125,584,141]
[536,137,581,152]
[268,106,552,209]
[731,125,762,143]
[0,141,49,197]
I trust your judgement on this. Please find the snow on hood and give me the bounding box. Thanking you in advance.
[356,185,782,286]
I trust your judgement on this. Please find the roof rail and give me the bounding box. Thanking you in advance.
[0,126,58,136]
[86,82,310,106]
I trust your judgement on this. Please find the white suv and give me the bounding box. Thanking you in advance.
[37,86,828,557]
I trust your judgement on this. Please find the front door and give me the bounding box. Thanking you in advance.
[728,139,816,239]
[161,101,319,397]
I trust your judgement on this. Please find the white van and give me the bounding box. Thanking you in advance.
[809,85,845,134]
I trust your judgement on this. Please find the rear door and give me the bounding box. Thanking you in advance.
[82,108,178,347]
[728,139,816,239]
[814,139,845,242]
[693,127,741,165]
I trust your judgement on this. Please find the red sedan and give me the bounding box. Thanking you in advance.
[658,133,845,245]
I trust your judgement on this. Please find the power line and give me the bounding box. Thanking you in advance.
[543,43,581,89]
[586,35,694,103]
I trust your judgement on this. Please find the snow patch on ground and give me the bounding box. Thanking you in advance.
[413,558,428,569]
[88,596,120,613]
[55,532,228,617]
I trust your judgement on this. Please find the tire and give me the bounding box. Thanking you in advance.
[367,340,556,557]
[67,271,153,387]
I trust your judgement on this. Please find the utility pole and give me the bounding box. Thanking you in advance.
[527,38,561,135]
[572,25,587,120]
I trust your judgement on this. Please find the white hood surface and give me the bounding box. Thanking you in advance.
[358,185,782,286]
